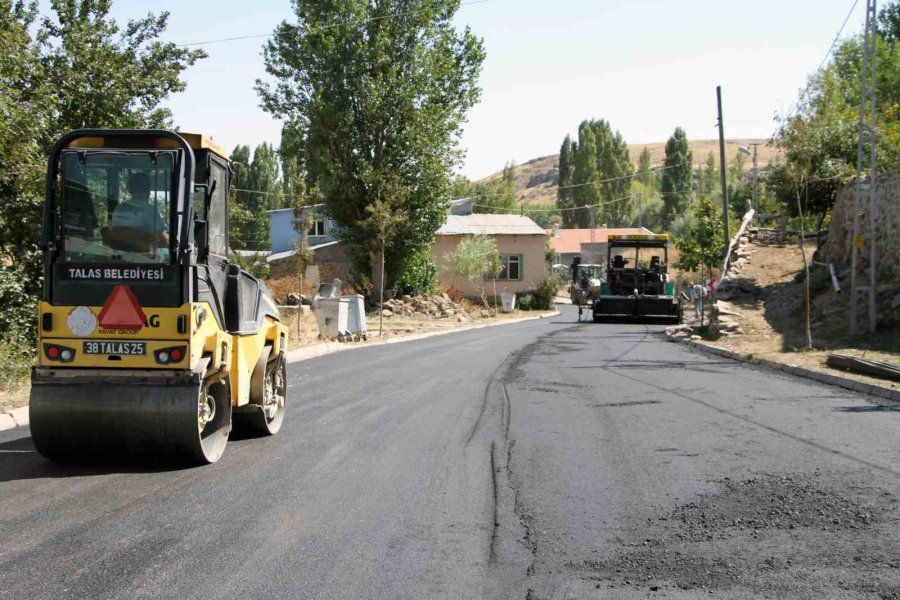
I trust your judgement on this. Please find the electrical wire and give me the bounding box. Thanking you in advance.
[473,193,637,214]
[455,161,691,202]
[176,0,491,47]
[782,0,861,121]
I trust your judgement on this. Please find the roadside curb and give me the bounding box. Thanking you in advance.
[667,333,900,403]
[0,311,561,434]
[285,310,561,364]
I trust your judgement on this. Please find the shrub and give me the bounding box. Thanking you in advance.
[533,274,564,310]
[392,247,438,297]
[0,337,32,393]
[517,293,535,311]
[0,265,37,345]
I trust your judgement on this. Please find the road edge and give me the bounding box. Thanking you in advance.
[0,310,561,433]
[667,333,900,403]
[284,310,560,364]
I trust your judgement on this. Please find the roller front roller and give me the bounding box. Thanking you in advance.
[29,368,232,464]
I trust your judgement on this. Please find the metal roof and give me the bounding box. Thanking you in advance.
[266,240,340,263]
[436,214,546,236]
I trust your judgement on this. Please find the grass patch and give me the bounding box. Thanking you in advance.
[0,338,32,412]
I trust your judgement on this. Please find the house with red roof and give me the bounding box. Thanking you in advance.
[546,225,655,268]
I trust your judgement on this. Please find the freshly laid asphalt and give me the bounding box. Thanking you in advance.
[0,305,897,599]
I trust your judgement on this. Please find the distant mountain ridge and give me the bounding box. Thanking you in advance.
[479,139,780,206]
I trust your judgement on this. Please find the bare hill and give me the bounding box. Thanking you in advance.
[481,139,781,206]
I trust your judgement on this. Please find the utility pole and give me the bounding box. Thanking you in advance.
[637,193,643,230]
[851,0,878,335]
[751,144,759,213]
[716,85,730,263]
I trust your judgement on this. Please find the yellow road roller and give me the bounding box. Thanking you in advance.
[30,129,288,464]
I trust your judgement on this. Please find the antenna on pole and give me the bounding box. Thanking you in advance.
[850,0,878,335]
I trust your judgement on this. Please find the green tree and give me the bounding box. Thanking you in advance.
[881,1,900,43]
[558,119,634,228]
[0,2,44,306]
[474,160,516,213]
[443,234,498,308]
[773,0,900,223]
[592,119,633,226]
[36,0,205,146]
[229,143,283,250]
[660,127,693,225]
[257,0,485,295]
[229,144,252,249]
[699,151,718,196]
[570,122,600,228]
[674,195,725,279]
[0,0,204,343]
[556,134,576,218]
[449,173,474,200]
[636,147,653,186]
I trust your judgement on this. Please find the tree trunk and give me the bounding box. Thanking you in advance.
[370,249,385,300]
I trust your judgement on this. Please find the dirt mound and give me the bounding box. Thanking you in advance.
[673,473,881,541]
[577,471,899,597]
[579,549,739,591]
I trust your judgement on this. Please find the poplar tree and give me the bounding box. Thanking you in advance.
[570,121,599,228]
[257,0,485,294]
[660,127,693,226]
[593,119,633,226]
[637,148,652,181]
[557,134,576,218]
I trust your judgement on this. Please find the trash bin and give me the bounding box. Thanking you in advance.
[314,297,342,340]
[344,294,368,339]
[314,294,368,341]
[500,291,516,313]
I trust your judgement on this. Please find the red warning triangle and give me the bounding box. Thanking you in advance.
[98,285,146,330]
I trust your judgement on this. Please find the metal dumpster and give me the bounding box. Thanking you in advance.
[315,295,368,341]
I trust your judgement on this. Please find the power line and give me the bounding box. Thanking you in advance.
[474,193,637,214]
[783,0,861,121]
[456,161,691,202]
[176,0,491,48]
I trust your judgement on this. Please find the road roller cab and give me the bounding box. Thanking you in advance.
[30,129,289,464]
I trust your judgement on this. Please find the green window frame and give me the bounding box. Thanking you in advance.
[486,254,522,281]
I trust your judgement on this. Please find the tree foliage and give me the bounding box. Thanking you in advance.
[443,234,498,306]
[772,0,900,220]
[636,147,654,187]
[660,127,693,225]
[674,196,724,276]
[473,161,517,213]
[699,151,718,197]
[556,134,576,221]
[257,0,485,295]
[557,119,633,228]
[35,0,204,141]
[0,0,204,343]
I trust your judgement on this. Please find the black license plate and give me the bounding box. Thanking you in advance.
[83,341,147,356]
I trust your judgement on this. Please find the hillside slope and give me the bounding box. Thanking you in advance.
[481,139,780,206]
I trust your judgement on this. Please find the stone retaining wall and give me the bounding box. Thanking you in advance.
[826,171,900,327]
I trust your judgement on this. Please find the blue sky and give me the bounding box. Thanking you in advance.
[105,0,866,179]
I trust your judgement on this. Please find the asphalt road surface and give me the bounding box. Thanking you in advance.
[1,305,898,600]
